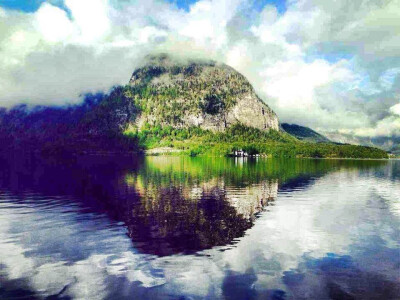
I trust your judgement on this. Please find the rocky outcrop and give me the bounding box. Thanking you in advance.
[128,54,279,132]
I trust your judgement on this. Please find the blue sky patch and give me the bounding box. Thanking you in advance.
[0,0,44,12]
[166,0,199,11]
[0,0,70,13]
[305,51,354,64]
[252,0,286,14]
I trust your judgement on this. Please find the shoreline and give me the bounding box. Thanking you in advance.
[144,147,393,160]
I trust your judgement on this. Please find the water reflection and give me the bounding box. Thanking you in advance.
[126,175,277,255]
[0,152,398,299]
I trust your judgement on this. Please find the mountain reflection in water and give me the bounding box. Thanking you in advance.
[126,162,278,255]
[0,152,399,299]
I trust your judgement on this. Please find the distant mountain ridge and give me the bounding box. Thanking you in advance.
[281,123,331,143]
[324,132,400,155]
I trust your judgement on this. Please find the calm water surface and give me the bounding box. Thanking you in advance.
[0,154,399,299]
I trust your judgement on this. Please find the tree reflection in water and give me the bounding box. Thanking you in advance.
[0,152,387,257]
[126,181,277,256]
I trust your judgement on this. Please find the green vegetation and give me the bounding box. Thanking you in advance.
[123,59,253,128]
[70,83,388,160]
[124,123,388,159]
[119,80,242,126]
[281,123,331,143]
[129,156,387,188]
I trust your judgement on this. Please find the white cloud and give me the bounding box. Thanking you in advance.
[0,0,399,139]
[380,68,400,90]
[390,103,400,116]
[35,3,74,42]
[343,116,400,137]
[65,0,111,43]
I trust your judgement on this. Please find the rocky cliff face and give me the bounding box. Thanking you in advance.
[128,54,279,132]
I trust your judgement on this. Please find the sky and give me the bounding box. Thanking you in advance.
[0,0,399,139]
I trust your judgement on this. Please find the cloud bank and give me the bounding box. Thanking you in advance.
[0,0,399,138]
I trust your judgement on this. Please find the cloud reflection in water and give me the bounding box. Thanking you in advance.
[0,154,398,299]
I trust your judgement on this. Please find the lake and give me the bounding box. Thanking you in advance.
[0,153,399,299]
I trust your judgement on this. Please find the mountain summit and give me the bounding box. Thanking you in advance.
[127,54,279,132]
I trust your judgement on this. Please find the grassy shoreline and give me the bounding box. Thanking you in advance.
[144,149,390,160]
[126,124,389,159]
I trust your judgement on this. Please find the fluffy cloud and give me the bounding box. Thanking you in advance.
[0,0,399,139]
[390,103,400,116]
[35,3,74,42]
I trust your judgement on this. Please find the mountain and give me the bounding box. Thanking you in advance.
[0,54,280,152]
[281,123,331,143]
[0,54,388,158]
[324,132,400,155]
[127,54,279,132]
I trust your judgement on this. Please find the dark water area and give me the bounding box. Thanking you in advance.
[0,153,399,299]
